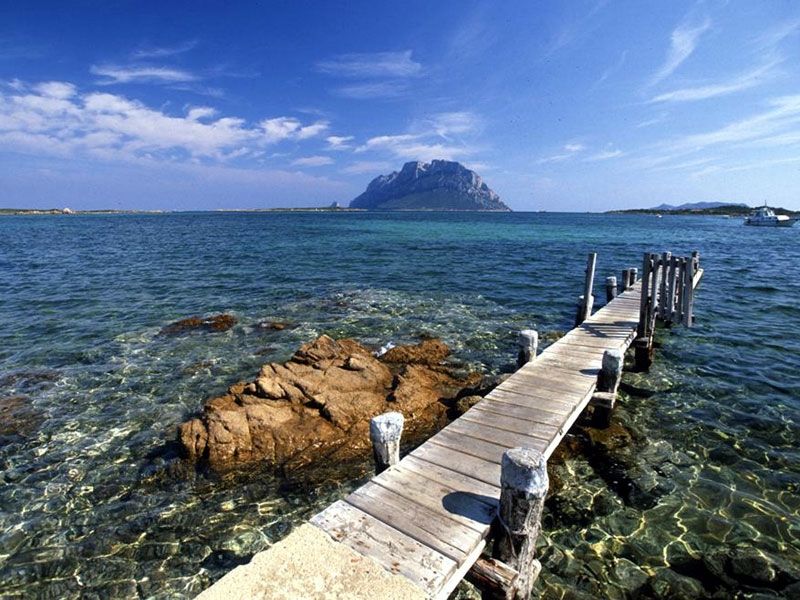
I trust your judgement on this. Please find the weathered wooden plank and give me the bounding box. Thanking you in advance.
[430,424,551,466]
[311,500,457,596]
[485,387,578,415]
[486,387,579,415]
[460,408,561,444]
[373,465,495,533]
[411,441,501,487]
[498,369,594,395]
[474,399,568,428]
[401,454,500,497]
[443,416,561,453]
[346,482,478,563]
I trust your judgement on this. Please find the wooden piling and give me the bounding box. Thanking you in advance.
[605,276,617,302]
[630,267,638,287]
[665,256,678,323]
[495,448,548,600]
[683,254,696,327]
[658,252,671,320]
[583,253,597,320]
[592,349,623,427]
[635,253,655,371]
[517,330,538,368]
[369,412,404,474]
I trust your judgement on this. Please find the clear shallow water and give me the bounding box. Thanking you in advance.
[0,212,798,598]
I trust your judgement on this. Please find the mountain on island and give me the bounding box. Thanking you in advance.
[350,160,510,211]
[649,201,748,211]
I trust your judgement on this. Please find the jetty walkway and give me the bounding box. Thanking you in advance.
[199,252,702,600]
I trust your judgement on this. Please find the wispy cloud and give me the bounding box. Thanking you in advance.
[326,135,354,150]
[332,81,409,99]
[342,160,392,175]
[91,64,198,84]
[316,51,421,78]
[354,111,482,162]
[649,14,711,86]
[537,142,585,164]
[585,148,624,161]
[545,0,609,56]
[291,155,334,167]
[130,40,198,59]
[592,50,627,90]
[651,58,781,103]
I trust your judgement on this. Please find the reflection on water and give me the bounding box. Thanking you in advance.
[0,212,798,598]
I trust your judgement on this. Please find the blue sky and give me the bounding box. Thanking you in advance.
[1,0,799,211]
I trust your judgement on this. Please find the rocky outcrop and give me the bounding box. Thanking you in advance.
[160,314,236,335]
[350,160,510,211]
[177,335,482,471]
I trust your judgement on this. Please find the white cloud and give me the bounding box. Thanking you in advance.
[316,51,421,78]
[0,80,330,164]
[291,155,334,167]
[91,64,198,84]
[425,112,479,138]
[651,60,781,103]
[260,117,328,144]
[130,41,198,59]
[669,94,800,152]
[585,149,624,161]
[342,160,392,175]
[326,135,354,150]
[650,15,711,86]
[332,81,409,99]
[356,133,473,162]
[34,81,77,99]
[537,142,585,163]
[186,106,217,121]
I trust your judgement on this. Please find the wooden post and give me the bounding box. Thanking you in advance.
[665,256,678,324]
[675,258,686,325]
[597,349,623,394]
[369,412,403,474]
[517,330,538,368]
[630,267,638,287]
[496,448,548,600]
[575,295,592,327]
[635,253,654,371]
[592,349,623,428]
[658,251,671,320]
[621,269,630,290]
[582,253,597,322]
[683,254,696,327]
[605,276,617,302]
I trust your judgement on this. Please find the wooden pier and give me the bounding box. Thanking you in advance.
[199,252,703,600]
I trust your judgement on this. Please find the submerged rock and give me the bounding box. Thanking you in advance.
[0,395,43,442]
[160,314,236,336]
[177,335,482,472]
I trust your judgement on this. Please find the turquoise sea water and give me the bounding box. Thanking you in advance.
[0,212,798,598]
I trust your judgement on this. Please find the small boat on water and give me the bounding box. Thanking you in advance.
[744,204,796,227]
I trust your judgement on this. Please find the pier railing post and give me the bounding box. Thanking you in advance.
[369,412,403,474]
[495,447,548,600]
[575,253,597,326]
[605,276,617,302]
[634,253,655,371]
[592,349,623,427]
[517,330,538,368]
[658,251,671,320]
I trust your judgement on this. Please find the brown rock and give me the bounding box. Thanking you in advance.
[177,335,480,472]
[160,314,236,335]
[380,339,450,366]
[0,395,43,439]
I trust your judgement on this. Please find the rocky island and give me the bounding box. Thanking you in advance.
[350,160,510,211]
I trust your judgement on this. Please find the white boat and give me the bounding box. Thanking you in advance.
[744,205,796,227]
